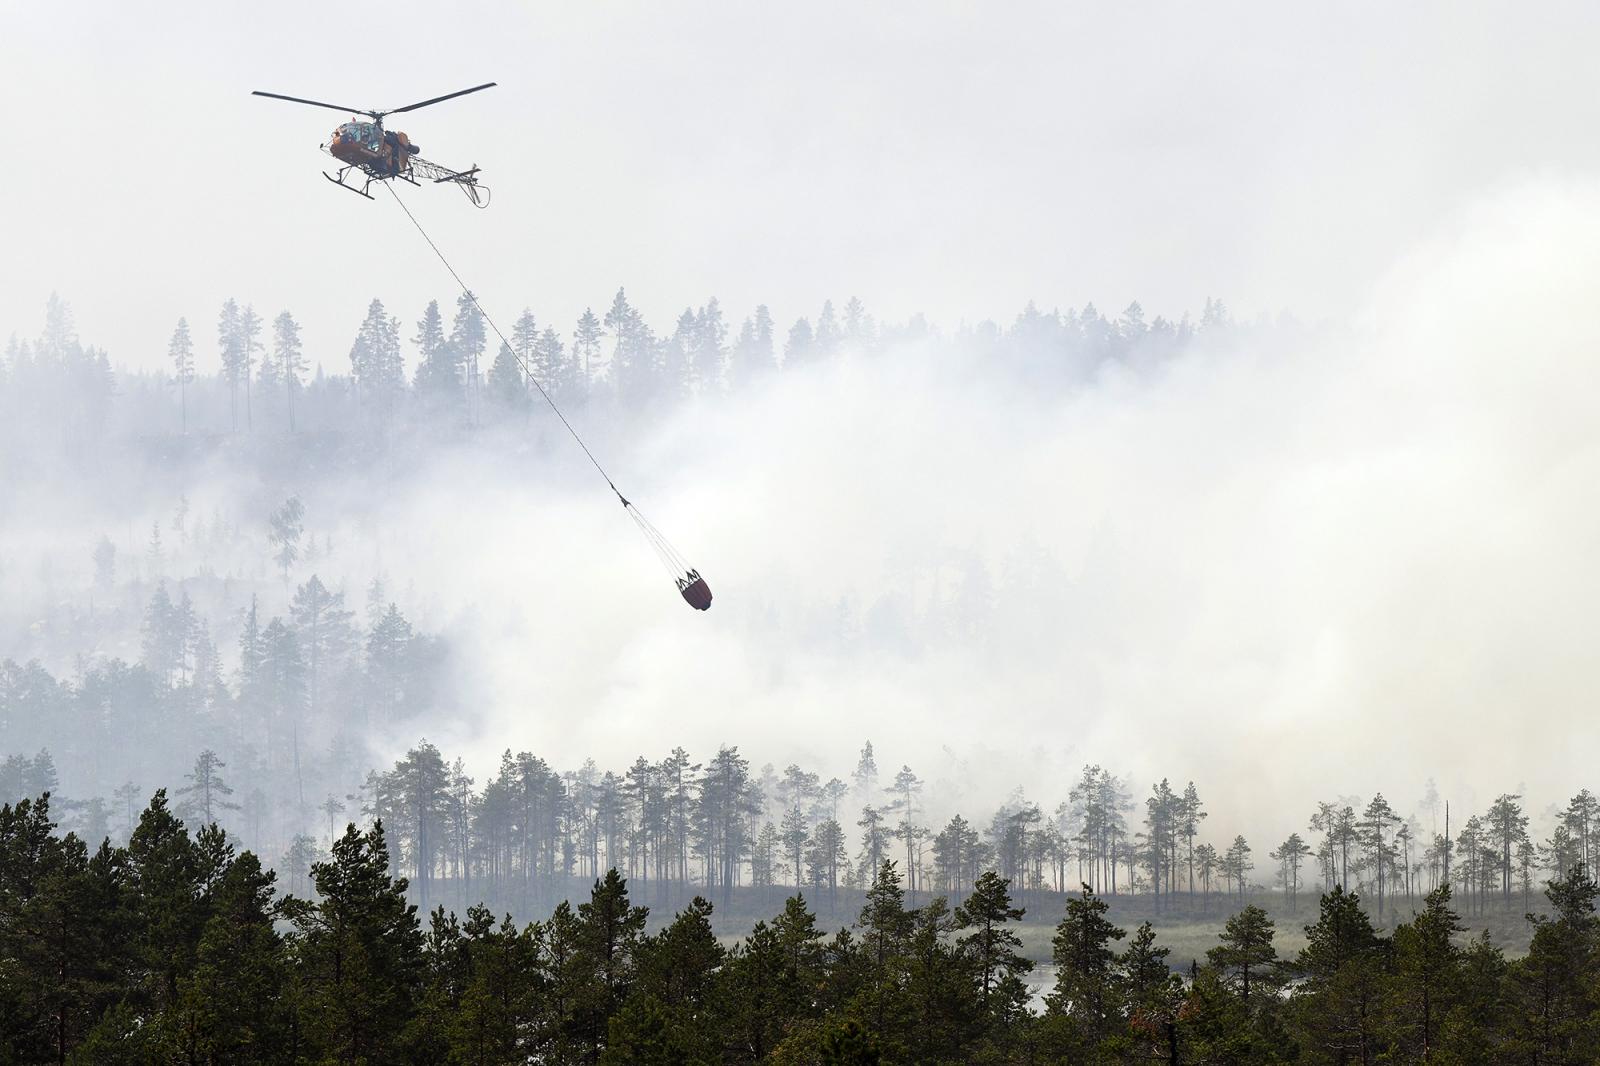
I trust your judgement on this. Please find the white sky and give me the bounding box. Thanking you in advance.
[4,2,1599,369]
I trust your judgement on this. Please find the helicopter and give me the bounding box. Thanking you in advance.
[252,82,496,207]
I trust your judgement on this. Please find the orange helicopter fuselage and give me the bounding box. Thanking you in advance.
[327,121,416,177]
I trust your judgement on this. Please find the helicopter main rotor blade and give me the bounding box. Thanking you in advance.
[388,82,497,115]
[252,90,375,117]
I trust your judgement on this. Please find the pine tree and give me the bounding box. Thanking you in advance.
[126,790,207,1011]
[1271,832,1313,912]
[487,341,527,412]
[815,299,841,355]
[902,895,974,1061]
[267,496,305,579]
[852,741,879,804]
[140,582,185,683]
[412,298,457,403]
[261,618,308,812]
[510,308,539,386]
[444,292,485,424]
[1120,922,1184,1062]
[691,297,727,394]
[1182,781,1206,897]
[1206,904,1279,1006]
[1045,884,1125,1047]
[605,288,657,406]
[1485,793,1530,905]
[772,893,827,1021]
[390,742,451,908]
[5,802,134,1061]
[290,822,425,1063]
[272,310,307,431]
[238,304,261,431]
[352,298,405,422]
[174,750,239,825]
[858,861,914,1047]
[366,603,414,728]
[1505,865,1600,1061]
[1389,884,1464,1059]
[889,766,924,902]
[168,849,289,1059]
[645,895,723,1010]
[728,305,776,390]
[93,536,116,592]
[843,296,875,350]
[664,307,697,401]
[785,317,814,366]
[218,299,243,430]
[538,326,575,402]
[572,307,604,390]
[168,317,195,434]
[290,574,355,721]
[1290,885,1386,1062]
[574,868,649,1060]
[953,870,1032,1024]
[235,595,265,748]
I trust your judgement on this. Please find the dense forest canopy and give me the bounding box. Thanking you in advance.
[7,789,1600,1064]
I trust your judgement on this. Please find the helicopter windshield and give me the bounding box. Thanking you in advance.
[333,122,382,152]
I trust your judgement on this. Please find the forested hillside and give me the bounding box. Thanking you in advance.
[0,293,1589,930]
[8,290,1597,1063]
[6,791,1600,1064]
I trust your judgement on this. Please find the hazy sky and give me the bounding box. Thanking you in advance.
[5,2,1599,369]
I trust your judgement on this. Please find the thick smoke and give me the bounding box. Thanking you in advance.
[319,177,1600,839]
[3,178,1596,848]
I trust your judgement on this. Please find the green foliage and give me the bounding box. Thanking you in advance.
[14,790,1600,1065]
[953,870,1032,1025]
[1290,884,1389,1063]
[289,820,425,1062]
[1046,883,1126,1051]
[1207,904,1280,1005]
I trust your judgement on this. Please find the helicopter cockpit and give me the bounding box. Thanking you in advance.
[333,122,384,154]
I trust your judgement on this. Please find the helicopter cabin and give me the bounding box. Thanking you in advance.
[327,122,417,176]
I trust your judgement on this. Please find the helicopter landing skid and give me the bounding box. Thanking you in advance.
[323,166,375,200]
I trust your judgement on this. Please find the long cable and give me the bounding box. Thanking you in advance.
[383,182,701,590]
[383,182,623,499]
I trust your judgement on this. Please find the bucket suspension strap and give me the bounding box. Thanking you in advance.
[383,183,705,594]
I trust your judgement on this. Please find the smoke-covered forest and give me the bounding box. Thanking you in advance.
[11,1,1600,1059]
[1,290,1592,907]
[6,287,1600,1064]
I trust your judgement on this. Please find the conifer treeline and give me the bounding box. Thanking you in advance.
[5,789,1599,1063]
[8,614,1595,935]
[1,291,1238,444]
